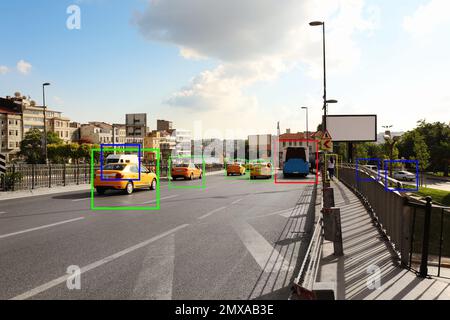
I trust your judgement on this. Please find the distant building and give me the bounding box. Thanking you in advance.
[69,122,81,142]
[158,130,177,165]
[278,130,317,166]
[223,139,246,161]
[0,98,23,161]
[126,113,147,145]
[80,122,113,144]
[112,124,126,144]
[143,130,161,163]
[248,134,272,162]
[173,129,191,157]
[157,119,173,133]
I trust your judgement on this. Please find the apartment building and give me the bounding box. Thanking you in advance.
[126,113,147,145]
[80,122,113,144]
[173,129,191,157]
[0,101,23,161]
[157,119,173,133]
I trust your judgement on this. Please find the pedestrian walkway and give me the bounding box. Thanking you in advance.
[316,180,450,300]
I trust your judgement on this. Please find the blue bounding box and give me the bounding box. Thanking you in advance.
[384,160,419,192]
[100,144,141,181]
[356,158,381,182]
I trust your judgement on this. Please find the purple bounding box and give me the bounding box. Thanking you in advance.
[100,144,141,181]
[356,158,381,182]
[384,160,419,192]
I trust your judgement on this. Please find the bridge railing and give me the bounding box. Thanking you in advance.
[338,163,450,278]
[1,163,225,192]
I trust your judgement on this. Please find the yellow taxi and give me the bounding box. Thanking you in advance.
[227,162,246,176]
[250,162,273,180]
[94,163,157,195]
[171,163,203,180]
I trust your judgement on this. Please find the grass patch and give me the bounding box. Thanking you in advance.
[416,187,450,206]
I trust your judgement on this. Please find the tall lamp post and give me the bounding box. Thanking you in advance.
[42,82,51,164]
[383,126,399,178]
[301,107,309,150]
[309,21,327,133]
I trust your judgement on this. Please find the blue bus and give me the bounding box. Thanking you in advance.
[283,147,310,178]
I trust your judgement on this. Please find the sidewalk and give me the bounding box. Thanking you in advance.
[0,170,226,201]
[316,180,450,300]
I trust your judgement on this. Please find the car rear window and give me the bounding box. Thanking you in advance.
[103,164,126,171]
[175,164,189,168]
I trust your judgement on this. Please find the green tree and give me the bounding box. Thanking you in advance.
[47,131,63,145]
[398,121,450,176]
[20,129,44,164]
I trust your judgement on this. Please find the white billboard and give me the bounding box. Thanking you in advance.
[326,115,377,142]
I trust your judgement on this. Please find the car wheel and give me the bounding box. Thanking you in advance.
[96,187,106,195]
[199,173,203,179]
[150,179,156,190]
[190,173,193,180]
[125,181,134,195]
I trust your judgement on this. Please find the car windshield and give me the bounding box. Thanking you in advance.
[174,164,189,168]
[103,164,126,171]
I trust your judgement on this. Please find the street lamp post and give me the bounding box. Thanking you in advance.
[301,107,309,149]
[309,21,327,133]
[42,82,51,164]
[383,126,399,179]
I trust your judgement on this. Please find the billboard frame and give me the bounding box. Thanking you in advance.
[325,114,377,143]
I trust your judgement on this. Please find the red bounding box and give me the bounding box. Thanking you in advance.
[274,139,320,185]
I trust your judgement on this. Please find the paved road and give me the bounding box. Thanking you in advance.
[0,171,317,300]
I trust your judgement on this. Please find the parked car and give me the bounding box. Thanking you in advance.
[94,163,157,195]
[171,163,202,180]
[393,171,416,181]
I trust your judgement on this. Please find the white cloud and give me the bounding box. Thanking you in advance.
[403,0,450,37]
[53,96,65,105]
[134,0,379,130]
[0,65,9,75]
[17,60,32,75]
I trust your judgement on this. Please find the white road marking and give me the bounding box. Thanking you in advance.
[141,195,178,204]
[0,211,6,215]
[131,234,176,300]
[248,208,296,219]
[72,197,91,202]
[231,198,244,205]
[197,206,227,220]
[230,219,292,272]
[10,224,189,300]
[0,217,85,240]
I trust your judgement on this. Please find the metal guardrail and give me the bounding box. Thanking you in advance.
[1,163,225,192]
[294,218,323,291]
[338,163,450,278]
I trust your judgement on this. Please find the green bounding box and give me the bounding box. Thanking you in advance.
[168,155,206,190]
[224,158,248,179]
[248,158,275,183]
[90,147,161,211]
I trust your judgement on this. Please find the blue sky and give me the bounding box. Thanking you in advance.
[1,0,449,139]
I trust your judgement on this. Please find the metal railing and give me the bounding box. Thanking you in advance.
[1,163,225,192]
[338,163,450,278]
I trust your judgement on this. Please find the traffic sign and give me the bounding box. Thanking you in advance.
[322,130,332,140]
[320,139,333,152]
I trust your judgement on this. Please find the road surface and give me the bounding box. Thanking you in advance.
[0,171,317,300]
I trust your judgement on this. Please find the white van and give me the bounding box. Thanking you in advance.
[105,154,139,165]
